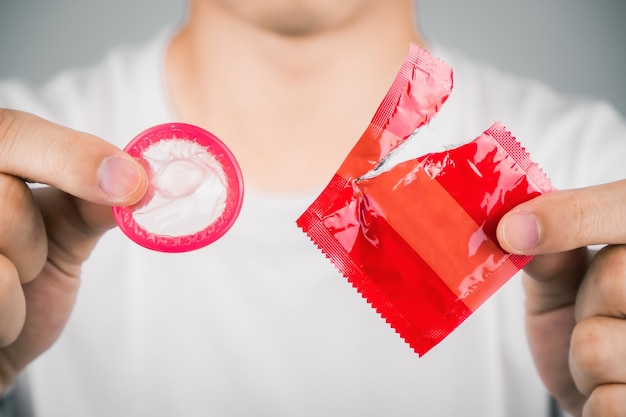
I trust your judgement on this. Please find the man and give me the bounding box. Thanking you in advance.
[0,0,625,415]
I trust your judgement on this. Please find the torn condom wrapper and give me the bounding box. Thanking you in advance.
[296,44,554,356]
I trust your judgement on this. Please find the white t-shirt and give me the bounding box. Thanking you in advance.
[1,29,625,417]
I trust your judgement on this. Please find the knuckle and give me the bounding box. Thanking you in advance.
[0,108,23,139]
[587,246,626,315]
[570,318,612,379]
[567,189,621,248]
[594,245,626,271]
[0,109,29,167]
[0,174,30,232]
[0,174,47,283]
[0,112,18,160]
[571,195,599,245]
[0,258,25,347]
[584,385,625,417]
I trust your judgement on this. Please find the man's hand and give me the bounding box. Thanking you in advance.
[0,109,147,393]
[497,180,626,416]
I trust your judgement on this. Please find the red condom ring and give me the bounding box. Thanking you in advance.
[113,123,244,253]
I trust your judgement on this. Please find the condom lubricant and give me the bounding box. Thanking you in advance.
[297,44,553,356]
[113,123,243,252]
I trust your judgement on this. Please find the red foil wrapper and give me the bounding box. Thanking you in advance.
[296,44,553,356]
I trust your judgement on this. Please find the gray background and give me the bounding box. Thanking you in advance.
[0,0,624,116]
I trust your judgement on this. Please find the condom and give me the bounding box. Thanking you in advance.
[113,123,244,253]
[297,44,553,356]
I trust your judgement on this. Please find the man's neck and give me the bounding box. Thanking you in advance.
[166,1,425,192]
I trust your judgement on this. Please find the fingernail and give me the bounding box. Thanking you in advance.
[502,211,539,253]
[98,156,142,201]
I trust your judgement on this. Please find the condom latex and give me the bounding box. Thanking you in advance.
[113,123,243,252]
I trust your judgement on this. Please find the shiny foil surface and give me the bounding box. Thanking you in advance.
[297,45,553,356]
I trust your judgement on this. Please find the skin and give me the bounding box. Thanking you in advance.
[0,110,148,392]
[498,184,626,416]
[0,1,624,415]
[166,0,423,192]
